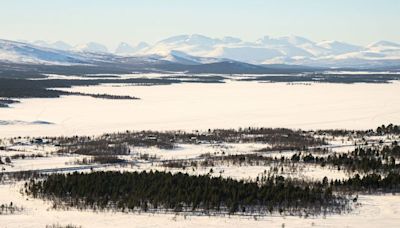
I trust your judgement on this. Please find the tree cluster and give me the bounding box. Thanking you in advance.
[26,171,341,215]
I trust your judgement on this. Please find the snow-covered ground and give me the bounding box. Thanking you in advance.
[1,81,400,137]
[0,140,349,180]
[0,130,399,227]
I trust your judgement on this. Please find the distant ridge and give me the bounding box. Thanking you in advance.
[1,35,400,69]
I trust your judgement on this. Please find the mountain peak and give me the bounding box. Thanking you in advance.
[316,40,362,54]
[222,36,242,44]
[115,42,135,54]
[280,35,314,46]
[32,40,72,51]
[1,35,400,67]
[115,42,149,55]
[74,42,109,53]
[158,34,219,46]
[368,40,400,48]
[257,35,313,46]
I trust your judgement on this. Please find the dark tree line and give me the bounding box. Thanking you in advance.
[290,143,400,173]
[377,124,400,135]
[0,98,20,108]
[332,172,400,192]
[26,171,343,215]
[75,155,125,165]
[162,154,275,169]
[314,123,400,137]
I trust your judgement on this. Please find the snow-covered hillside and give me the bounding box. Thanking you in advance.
[0,39,89,65]
[73,42,109,53]
[0,39,122,65]
[115,42,149,55]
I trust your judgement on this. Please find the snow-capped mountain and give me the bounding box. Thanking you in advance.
[138,34,400,67]
[73,42,109,53]
[33,40,73,51]
[33,40,110,53]
[158,50,224,65]
[257,35,314,46]
[316,40,363,55]
[115,42,149,55]
[1,35,400,67]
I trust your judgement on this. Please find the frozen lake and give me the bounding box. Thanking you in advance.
[1,81,400,137]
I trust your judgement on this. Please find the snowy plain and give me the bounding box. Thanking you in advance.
[1,80,400,137]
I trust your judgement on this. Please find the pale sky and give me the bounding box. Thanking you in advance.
[0,0,399,48]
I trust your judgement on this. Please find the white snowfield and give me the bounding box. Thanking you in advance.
[1,81,400,138]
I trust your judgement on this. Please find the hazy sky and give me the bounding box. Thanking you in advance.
[1,0,399,48]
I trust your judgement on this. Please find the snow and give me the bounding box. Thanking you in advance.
[316,41,363,55]
[0,39,90,65]
[2,36,400,66]
[0,123,398,227]
[73,42,109,53]
[139,34,400,66]
[33,40,73,51]
[114,42,149,55]
[1,81,400,138]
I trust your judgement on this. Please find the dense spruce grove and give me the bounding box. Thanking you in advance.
[314,124,400,137]
[290,143,400,173]
[74,155,126,165]
[162,154,276,169]
[23,170,400,216]
[26,171,345,215]
[333,172,400,192]
[377,124,400,135]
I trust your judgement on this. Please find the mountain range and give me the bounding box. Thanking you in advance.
[1,34,400,68]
